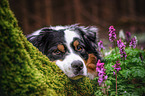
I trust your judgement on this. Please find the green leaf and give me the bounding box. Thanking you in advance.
[120,69,131,79]
[105,80,112,86]
[131,68,145,78]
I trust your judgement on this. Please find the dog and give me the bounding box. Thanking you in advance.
[27,24,101,80]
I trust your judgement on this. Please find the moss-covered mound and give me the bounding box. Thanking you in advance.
[0,0,97,95]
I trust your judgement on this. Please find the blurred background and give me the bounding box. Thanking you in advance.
[9,0,145,49]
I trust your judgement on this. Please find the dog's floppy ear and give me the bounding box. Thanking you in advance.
[76,26,98,44]
[85,26,98,44]
[27,28,55,53]
[84,26,99,51]
[76,26,101,60]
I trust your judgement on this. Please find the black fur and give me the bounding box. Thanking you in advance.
[27,25,101,61]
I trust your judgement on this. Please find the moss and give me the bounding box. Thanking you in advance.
[0,0,97,95]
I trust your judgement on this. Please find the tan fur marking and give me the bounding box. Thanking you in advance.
[86,54,98,78]
[73,40,79,50]
[57,44,65,52]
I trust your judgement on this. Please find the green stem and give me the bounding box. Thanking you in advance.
[124,59,126,69]
[116,72,117,95]
[107,89,109,96]
[114,41,117,55]
[102,49,105,57]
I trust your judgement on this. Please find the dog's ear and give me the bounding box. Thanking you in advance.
[77,26,98,48]
[76,26,101,60]
[27,28,55,53]
[84,27,99,52]
[76,26,98,44]
[85,26,98,43]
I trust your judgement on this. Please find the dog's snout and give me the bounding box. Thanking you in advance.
[71,60,84,71]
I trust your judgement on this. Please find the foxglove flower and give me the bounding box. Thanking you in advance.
[109,26,116,42]
[117,39,127,59]
[112,60,121,75]
[98,40,105,51]
[129,36,137,49]
[96,60,108,86]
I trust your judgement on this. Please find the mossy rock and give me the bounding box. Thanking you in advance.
[0,0,97,95]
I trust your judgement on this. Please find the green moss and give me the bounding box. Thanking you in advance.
[0,0,97,95]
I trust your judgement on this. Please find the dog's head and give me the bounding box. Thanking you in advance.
[27,24,101,80]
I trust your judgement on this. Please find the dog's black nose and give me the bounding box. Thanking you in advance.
[71,60,84,71]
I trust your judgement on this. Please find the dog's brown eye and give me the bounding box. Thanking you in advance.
[77,45,83,52]
[53,49,61,55]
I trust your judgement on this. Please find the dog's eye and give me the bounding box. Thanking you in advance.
[77,45,84,52]
[53,49,61,55]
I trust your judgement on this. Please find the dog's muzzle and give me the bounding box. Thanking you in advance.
[71,60,84,75]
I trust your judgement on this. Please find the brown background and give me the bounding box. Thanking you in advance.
[9,0,145,48]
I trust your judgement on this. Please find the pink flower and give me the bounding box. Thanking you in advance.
[98,68,105,74]
[113,71,116,75]
[115,67,121,72]
[117,39,125,48]
[96,59,108,86]
[98,78,103,86]
[98,40,105,51]
[109,26,116,42]
[117,39,127,59]
[129,36,137,49]
[112,60,121,74]
[109,26,116,32]
[96,60,104,69]
[104,75,108,80]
